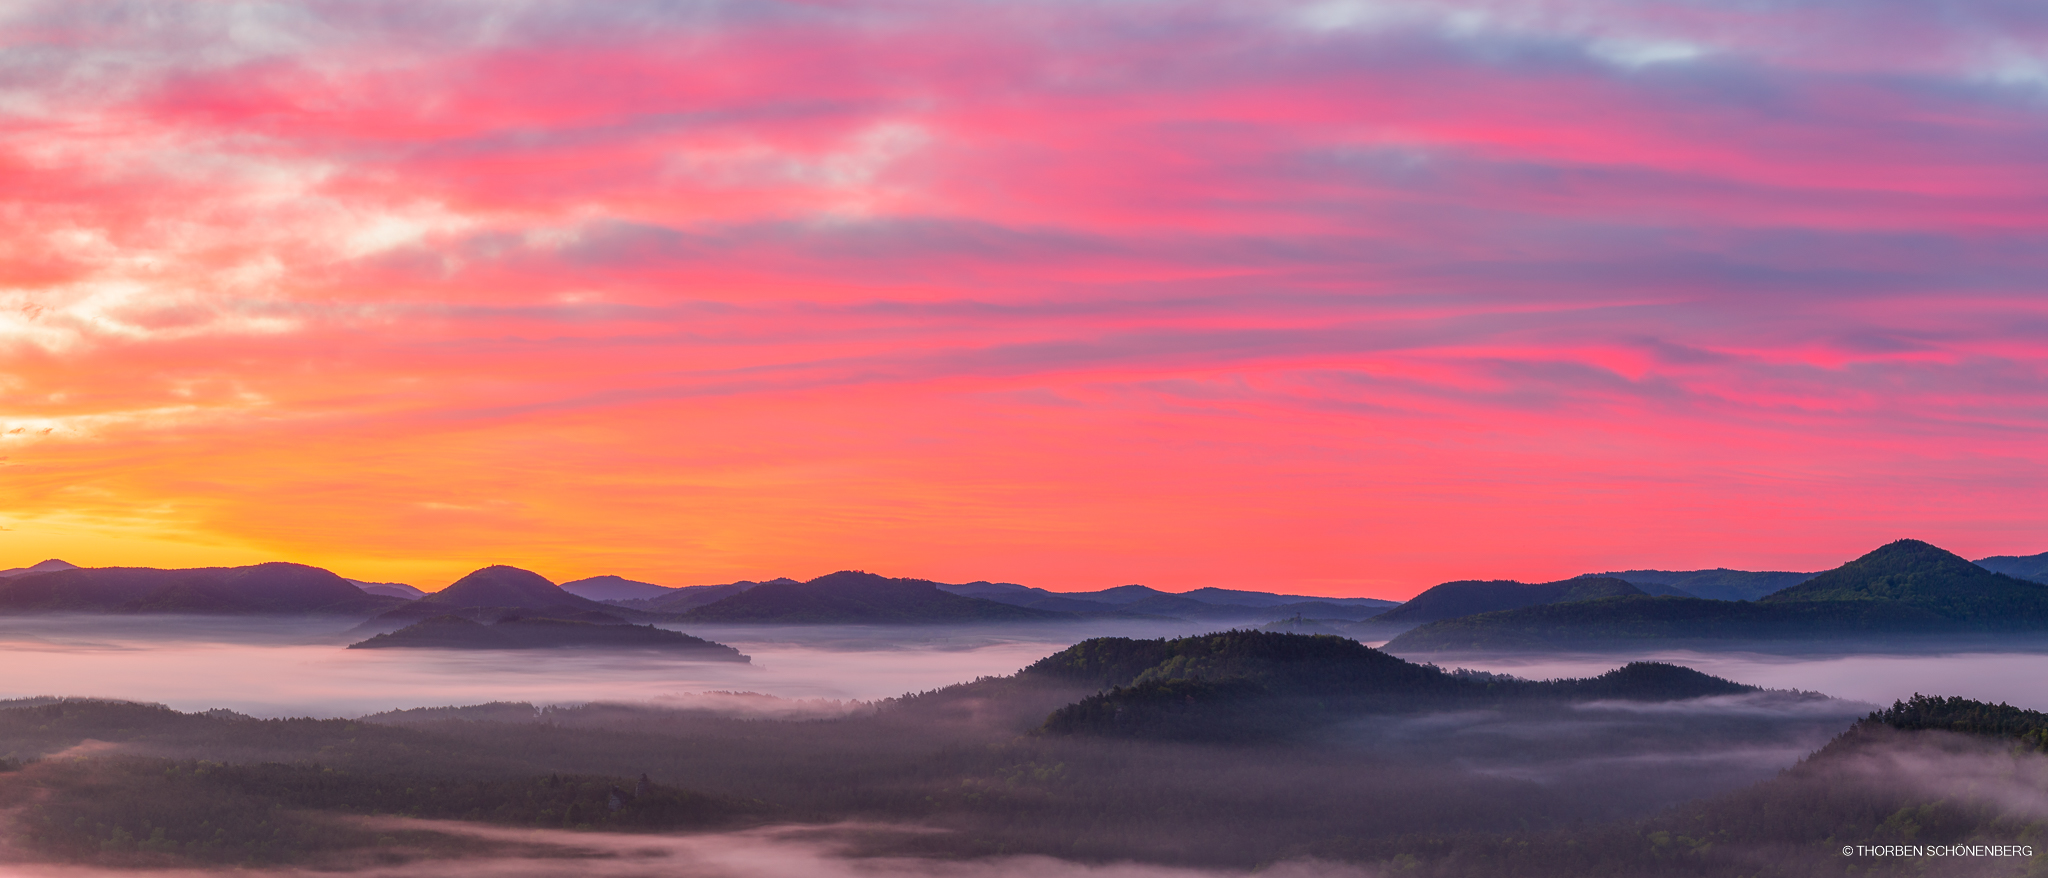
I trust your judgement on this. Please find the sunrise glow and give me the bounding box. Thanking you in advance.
[3,1,2046,596]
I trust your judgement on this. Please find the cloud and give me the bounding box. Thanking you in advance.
[2,0,2048,592]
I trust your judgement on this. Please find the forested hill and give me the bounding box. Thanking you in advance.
[1384,539,2048,652]
[1314,693,2048,876]
[1759,539,2048,622]
[1859,693,2048,749]
[1026,631,1762,741]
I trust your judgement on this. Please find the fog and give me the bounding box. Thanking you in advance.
[1419,648,2048,711]
[5,616,2043,720]
[0,822,1380,878]
[0,617,1207,717]
[1322,692,1869,819]
[10,614,2045,877]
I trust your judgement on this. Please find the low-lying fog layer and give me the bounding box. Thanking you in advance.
[1430,650,2048,711]
[4,616,2046,717]
[0,824,1380,878]
[0,617,1216,717]
[1325,692,1868,819]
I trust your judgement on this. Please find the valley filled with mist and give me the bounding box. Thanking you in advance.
[0,542,2047,876]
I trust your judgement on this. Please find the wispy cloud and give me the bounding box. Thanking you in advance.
[2,0,2046,592]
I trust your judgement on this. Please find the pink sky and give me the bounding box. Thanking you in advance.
[2,0,2046,597]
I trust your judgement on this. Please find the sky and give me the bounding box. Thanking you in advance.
[1,0,2045,598]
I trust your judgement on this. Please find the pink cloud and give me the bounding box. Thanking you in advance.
[1,0,2045,594]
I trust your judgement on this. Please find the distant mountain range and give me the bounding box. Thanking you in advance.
[1973,551,2048,584]
[1363,577,1644,628]
[576,572,1399,624]
[0,562,402,615]
[606,579,797,613]
[2,543,2042,631]
[678,571,1070,623]
[345,579,427,600]
[940,581,1395,621]
[1386,540,2048,651]
[0,559,79,578]
[557,575,677,602]
[348,566,687,633]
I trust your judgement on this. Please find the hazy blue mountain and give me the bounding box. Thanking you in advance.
[935,581,1396,618]
[1116,593,1229,617]
[933,580,1039,600]
[938,582,1170,607]
[1259,600,1389,621]
[347,579,425,600]
[1365,577,1644,628]
[0,559,78,579]
[683,571,1072,623]
[616,579,792,613]
[1972,550,2048,584]
[1385,540,2048,651]
[1259,616,1354,636]
[559,575,675,602]
[1072,584,1173,604]
[1579,568,1818,602]
[347,614,747,659]
[1176,587,1396,609]
[0,563,404,615]
[1006,594,1130,614]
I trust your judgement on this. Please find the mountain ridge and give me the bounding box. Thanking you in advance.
[0,563,403,615]
[1363,576,1644,629]
[1385,539,2048,651]
[682,571,1072,624]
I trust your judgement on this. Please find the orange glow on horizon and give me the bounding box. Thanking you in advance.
[3,1,2047,600]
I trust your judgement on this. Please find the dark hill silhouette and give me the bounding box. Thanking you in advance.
[1384,540,2048,651]
[0,559,78,578]
[426,566,597,611]
[1974,550,2048,584]
[682,571,1071,623]
[936,581,1395,617]
[347,615,747,659]
[1758,539,2048,622]
[354,565,682,632]
[1028,631,1762,740]
[1576,568,1817,601]
[1365,576,1643,628]
[0,563,402,614]
[558,575,675,602]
